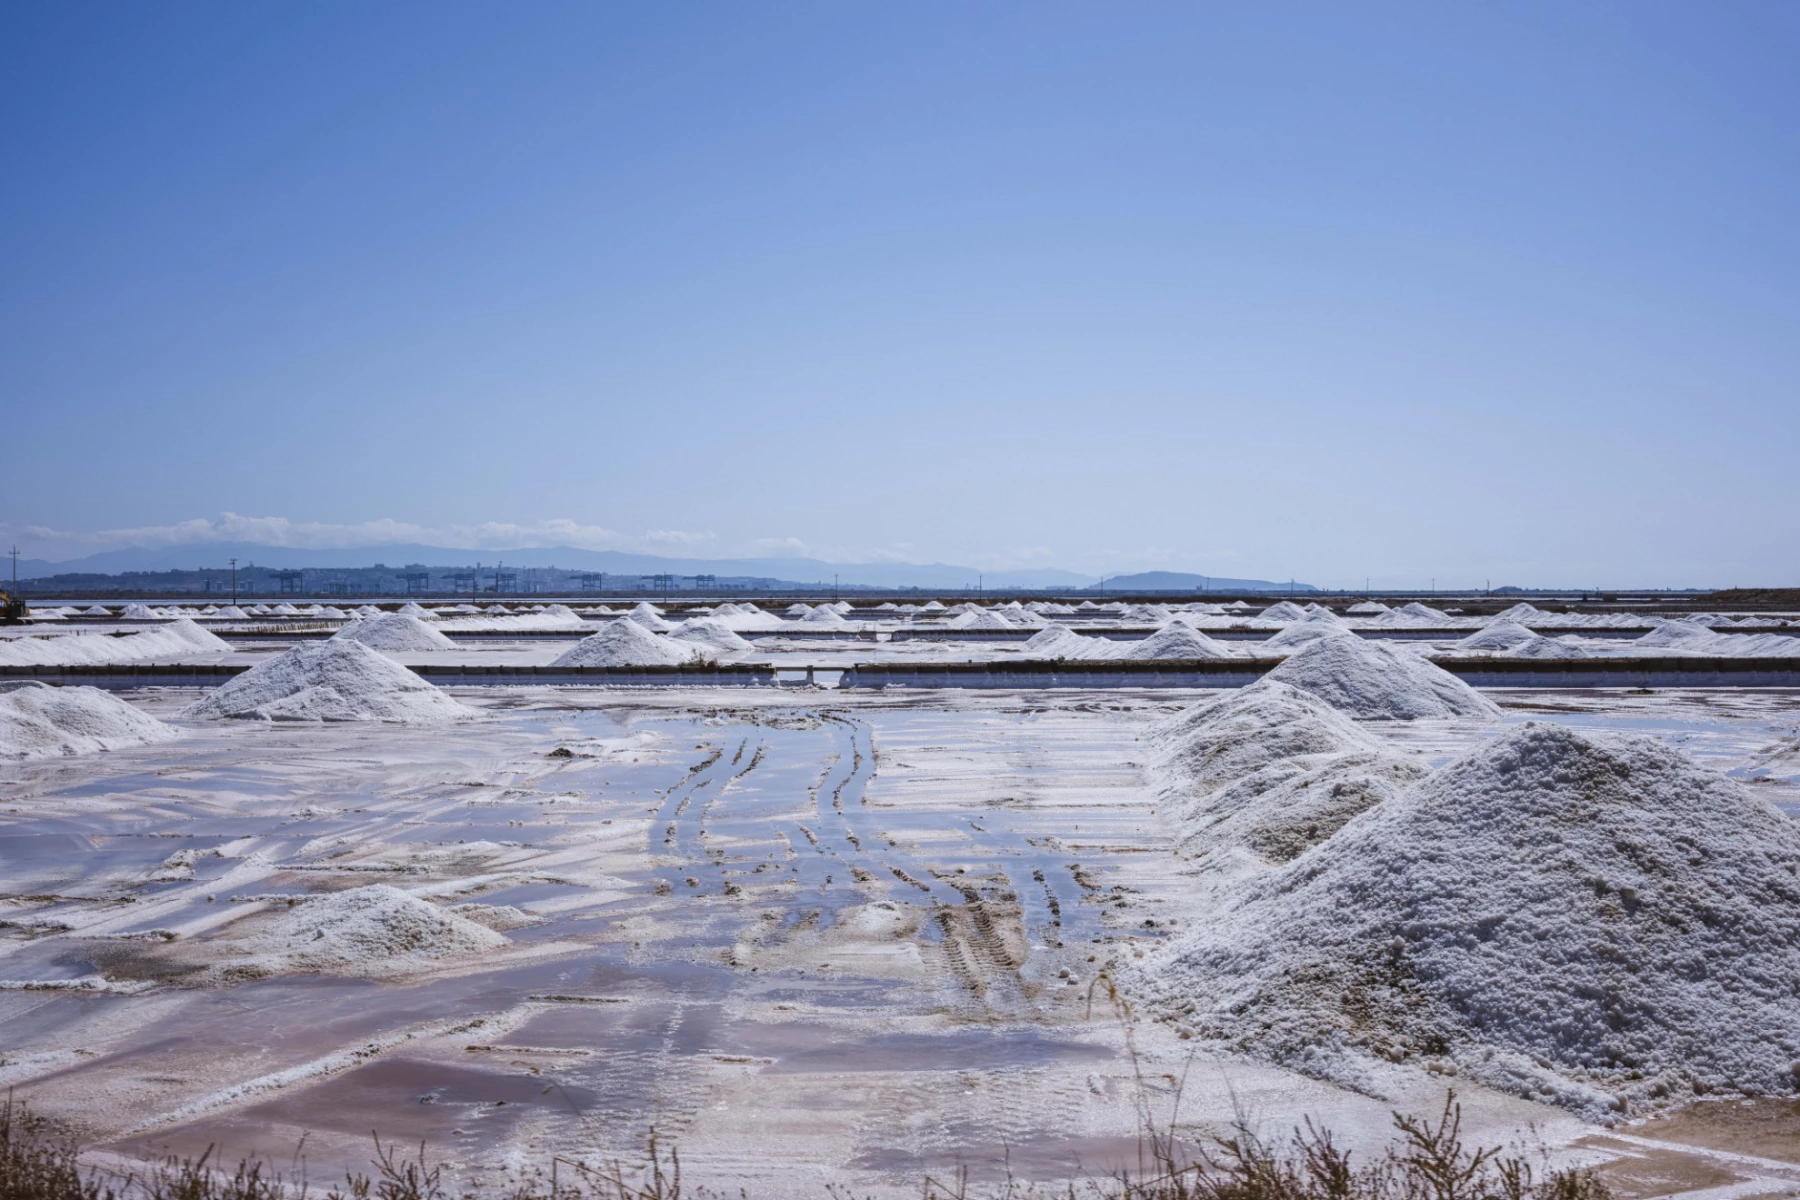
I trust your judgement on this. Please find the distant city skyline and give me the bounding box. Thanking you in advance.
[4,4,1796,589]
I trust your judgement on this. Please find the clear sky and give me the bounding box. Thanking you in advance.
[3,2,1796,588]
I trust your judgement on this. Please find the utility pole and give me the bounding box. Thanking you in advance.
[230,557,238,604]
[834,573,839,602]
[8,546,16,586]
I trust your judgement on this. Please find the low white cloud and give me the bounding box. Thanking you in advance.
[5,513,721,561]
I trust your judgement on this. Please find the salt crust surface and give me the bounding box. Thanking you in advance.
[182,640,478,724]
[227,884,508,978]
[1120,622,1231,660]
[1151,681,1427,868]
[332,613,455,651]
[0,682,180,760]
[1135,723,1800,1121]
[549,619,698,667]
[1266,635,1501,720]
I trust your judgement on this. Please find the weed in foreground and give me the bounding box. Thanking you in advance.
[0,1093,1608,1200]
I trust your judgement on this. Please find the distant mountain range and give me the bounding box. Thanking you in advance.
[9,542,1313,593]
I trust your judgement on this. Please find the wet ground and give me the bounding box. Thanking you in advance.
[2,686,1797,1197]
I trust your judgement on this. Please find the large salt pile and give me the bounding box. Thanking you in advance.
[0,682,181,760]
[1153,681,1427,868]
[1019,624,1107,660]
[1345,601,1389,616]
[1257,601,1308,622]
[183,640,477,723]
[670,617,754,652]
[550,618,698,667]
[1121,622,1231,660]
[215,605,248,619]
[626,602,673,632]
[243,884,507,976]
[1265,633,1499,720]
[801,606,853,628]
[121,603,157,620]
[398,602,431,618]
[1136,724,1800,1119]
[1454,620,1537,653]
[332,613,455,651]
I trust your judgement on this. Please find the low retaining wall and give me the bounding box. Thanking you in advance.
[839,656,1800,689]
[0,663,778,689]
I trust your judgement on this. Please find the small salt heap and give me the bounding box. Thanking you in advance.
[1120,622,1231,660]
[332,613,455,651]
[551,618,698,667]
[626,603,673,632]
[670,617,754,653]
[1019,623,1106,660]
[1454,620,1536,653]
[244,884,508,976]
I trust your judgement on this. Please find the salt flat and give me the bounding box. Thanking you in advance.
[1,684,1796,1197]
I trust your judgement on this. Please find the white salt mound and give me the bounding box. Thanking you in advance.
[1507,634,1596,659]
[1258,601,1308,622]
[670,617,754,652]
[1455,620,1537,653]
[627,602,673,632]
[183,640,477,724]
[1346,601,1389,615]
[1020,623,1106,660]
[1136,724,1800,1120]
[164,618,230,653]
[332,613,455,651]
[1120,623,1231,660]
[1490,603,1546,624]
[1153,681,1426,868]
[0,682,181,761]
[801,606,853,627]
[1265,619,1358,651]
[550,619,698,667]
[1265,634,1498,720]
[398,602,431,618]
[1396,602,1452,621]
[948,608,1014,630]
[253,884,507,974]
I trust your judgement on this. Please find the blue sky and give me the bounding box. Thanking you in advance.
[3,2,1796,588]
